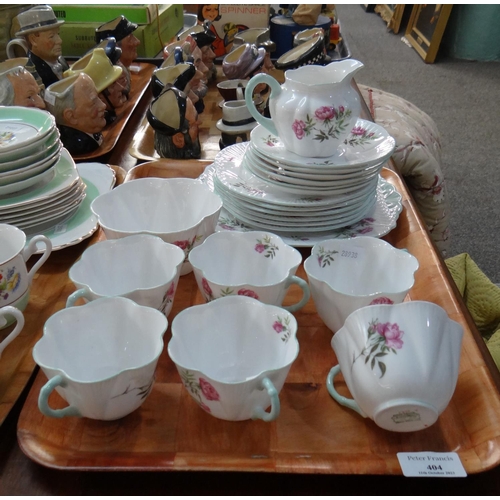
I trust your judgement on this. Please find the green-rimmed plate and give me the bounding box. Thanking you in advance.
[27,162,116,252]
[0,106,56,159]
[0,148,79,210]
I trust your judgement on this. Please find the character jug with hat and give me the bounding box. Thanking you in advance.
[9,5,68,90]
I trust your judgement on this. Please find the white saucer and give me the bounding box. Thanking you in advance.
[199,164,403,247]
[27,162,116,252]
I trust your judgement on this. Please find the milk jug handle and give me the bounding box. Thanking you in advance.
[244,73,282,137]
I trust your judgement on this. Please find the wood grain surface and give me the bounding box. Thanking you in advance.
[16,161,500,475]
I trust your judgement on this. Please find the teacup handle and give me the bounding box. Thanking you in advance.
[244,73,282,137]
[236,86,244,100]
[283,276,310,313]
[23,235,53,284]
[66,288,92,308]
[0,307,24,357]
[326,365,367,417]
[251,377,280,422]
[38,374,82,418]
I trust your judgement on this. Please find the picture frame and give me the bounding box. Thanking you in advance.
[405,4,453,63]
[374,4,406,33]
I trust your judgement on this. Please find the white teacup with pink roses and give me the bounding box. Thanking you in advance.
[327,301,463,432]
[168,295,299,421]
[188,231,310,312]
[304,236,419,333]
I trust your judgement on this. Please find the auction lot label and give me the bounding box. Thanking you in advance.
[397,452,467,477]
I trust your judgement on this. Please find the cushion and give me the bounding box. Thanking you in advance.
[446,253,500,372]
[358,84,450,256]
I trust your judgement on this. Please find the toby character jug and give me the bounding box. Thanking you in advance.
[245,59,364,158]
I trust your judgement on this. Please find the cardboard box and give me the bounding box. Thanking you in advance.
[59,4,183,58]
[198,4,270,57]
[50,3,171,25]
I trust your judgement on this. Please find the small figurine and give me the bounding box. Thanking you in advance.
[162,37,209,114]
[233,27,276,75]
[44,73,107,156]
[216,99,257,150]
[223,43,273,117]
[64,48,124,125]
[14,5,69,90]
[95,16,141,95]
[147,85,202,160]
[151,62,196,98]
[0,65,45,109]
[222,43,266,80]
[179,23,217,81]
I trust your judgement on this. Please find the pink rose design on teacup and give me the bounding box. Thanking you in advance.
[199,378,220,401]
[375,322,404,350]
[369,297,394,305]
[237,289,259,299]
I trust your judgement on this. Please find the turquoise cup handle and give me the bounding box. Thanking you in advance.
[326,365,367,417]
[283,276,310,313]
[38,374,82,418]
[251,376,280,422]
[244,73,282,137]
[66,288,91,308]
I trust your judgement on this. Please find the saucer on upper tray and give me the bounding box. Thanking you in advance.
[250,119,396,170]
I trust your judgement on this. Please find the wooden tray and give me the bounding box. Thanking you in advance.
[72,62,156,161]
[17,161,500,474]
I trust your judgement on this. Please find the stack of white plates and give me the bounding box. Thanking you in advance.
[0,106,64,196]
[211,118,396,235]
[0,148,86,235]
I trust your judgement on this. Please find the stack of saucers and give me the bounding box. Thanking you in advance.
[0,107,86,234]
[208,117,396,236]
[0,106,64,195]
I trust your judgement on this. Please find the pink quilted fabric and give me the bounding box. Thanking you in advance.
[359,84,450,256]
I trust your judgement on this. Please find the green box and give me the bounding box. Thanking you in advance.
[59,4,183,58]
[50,4,173,25]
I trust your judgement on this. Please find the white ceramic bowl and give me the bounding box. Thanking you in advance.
[33,297,168,420]
[188,230,310,312]
[327,301,464,432]
[67,234,185,317]
[90,178,223,275]
[304,236,419,332]
[168,295,299,421]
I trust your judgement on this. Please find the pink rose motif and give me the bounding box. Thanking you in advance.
[351,126,367,136]
[237,289,259,299]
[273,321,284,333]
[173,240,190,250]
[199,378,220,401]
[202,278,213,296]
[338,105,345,114]
[166,282,175,298]
[358,227,373,234]
[376,322,404,350]
[369,297,394,305]
[255,243,266,253]
[315,106,335,121]
[292,119,306,140]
